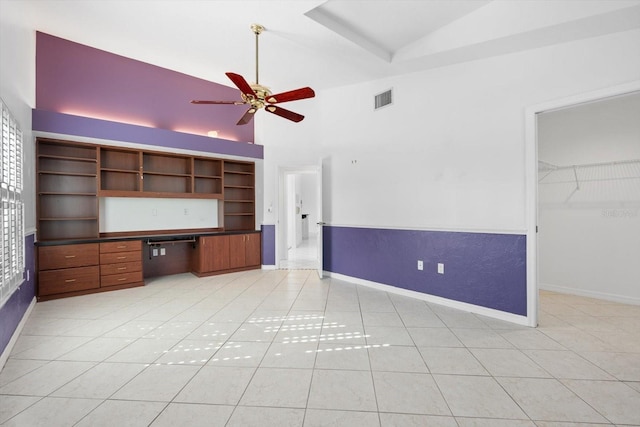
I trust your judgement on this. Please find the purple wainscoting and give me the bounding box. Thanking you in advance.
[0,234,36,357]
[261,225,276,265]
[32,110,263,159]
[36,32,254,143]
[323,226,527,316]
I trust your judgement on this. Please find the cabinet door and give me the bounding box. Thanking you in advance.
[199,235,230,272]
[244,233,261,267]
[229,234,246,269]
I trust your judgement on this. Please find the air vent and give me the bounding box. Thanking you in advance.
[374,89,393,110]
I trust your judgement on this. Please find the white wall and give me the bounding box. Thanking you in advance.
[0,1,36,232]
[538,92,640,303]
[260,29,640,236]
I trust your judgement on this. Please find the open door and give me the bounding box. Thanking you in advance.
[316,159,324,278]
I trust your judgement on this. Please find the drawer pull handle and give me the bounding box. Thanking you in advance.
[117,256,126,259]
[117,245,126,249]
[65,279,76,283]
[64,255,76,259]
[118,277,127,281]
[117,267,127,270]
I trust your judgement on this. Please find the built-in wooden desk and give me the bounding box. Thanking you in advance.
[36,230,261,301]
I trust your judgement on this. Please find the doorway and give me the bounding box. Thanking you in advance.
[536,91,640,304]
[526,81,640,327]
[277,166,321,271]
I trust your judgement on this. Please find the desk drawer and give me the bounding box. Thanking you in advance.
[100,240,142,253]
[39,266,100,296]
[101,271,143,287]
[39,244,99,270]
[100,250,141,264]
[100,261,142,276]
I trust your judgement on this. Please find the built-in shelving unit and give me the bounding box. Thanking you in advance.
[37,140,98,241]
[223,160,255,231]
[37,138,256,242]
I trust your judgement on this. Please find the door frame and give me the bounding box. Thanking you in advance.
[524,80,640,327]
[277,165,321,269]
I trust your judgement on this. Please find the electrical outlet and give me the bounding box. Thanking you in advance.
[437,263,445,274]
[183,208,189,215]
[152,248,158,257]
[417,260,424,271]
[152,208,157,216]
[160,247,166,256]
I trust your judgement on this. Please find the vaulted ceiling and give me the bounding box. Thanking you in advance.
[11,0,640,93]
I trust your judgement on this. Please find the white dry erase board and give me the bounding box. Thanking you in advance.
[99,197,218,233]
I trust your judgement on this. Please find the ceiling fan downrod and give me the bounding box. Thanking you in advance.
[251,24,264,85]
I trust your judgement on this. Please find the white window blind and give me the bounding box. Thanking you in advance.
[1,98,25,307]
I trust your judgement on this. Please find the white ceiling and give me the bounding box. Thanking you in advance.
[10,0,640,94]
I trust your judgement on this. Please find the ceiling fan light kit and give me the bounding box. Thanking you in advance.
[191,23,315,126]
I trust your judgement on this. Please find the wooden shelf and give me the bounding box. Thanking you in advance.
[38,171,96,177]
[40,217,98,221]
[100,168,139,174]
[39,192,96,196]
[38,141,97,161]
[37,139,99,241]
[143,171,191,178]
[223,160,255,231]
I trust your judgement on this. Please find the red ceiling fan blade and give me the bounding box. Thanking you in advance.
[226,72,256,98]
[236,107,257,125]
[266,87,315,104]
[265,105,305,123]
[191,100,246,105]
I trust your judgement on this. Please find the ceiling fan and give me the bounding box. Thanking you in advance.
[191,24,315,126]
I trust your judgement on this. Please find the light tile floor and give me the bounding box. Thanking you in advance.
[280,236,317,270]
[1,270,640,426]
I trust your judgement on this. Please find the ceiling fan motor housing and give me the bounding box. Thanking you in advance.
[243,84,272,109]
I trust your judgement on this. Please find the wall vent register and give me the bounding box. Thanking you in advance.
[374,89,393,110]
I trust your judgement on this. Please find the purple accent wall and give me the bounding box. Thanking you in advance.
[36,32,254,143]
[261,225,276,265]
[1,234,36,357]
[33,109,263,159]
[323,226,527,316]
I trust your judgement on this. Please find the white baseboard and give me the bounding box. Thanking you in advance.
[261,265,277,270]
[325,272,532,327]
[0,297,37,371]
[539,283,640,306]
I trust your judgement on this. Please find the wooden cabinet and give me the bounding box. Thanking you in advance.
[229,233,261,269]
[38,243,100,297]
[37,241,144,300]
[193,232,260,276]
[37,140,98,241]
[99,240,143,288]
[223,161,255,231]
[192,235,230,274]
